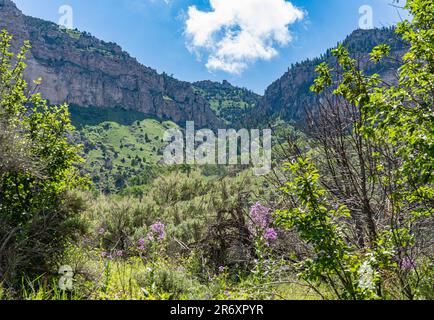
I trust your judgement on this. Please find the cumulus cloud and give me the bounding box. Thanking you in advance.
[185,0,304,74]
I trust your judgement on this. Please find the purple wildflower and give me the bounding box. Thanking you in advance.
[148,222,166,242]
[218,266,225,273]
[116,250,123,257]
[264,228,278,242]
[400,256,416,270]
[137,238,145,250]
[249,202,271,230]
[101,251,108,258]
[98,227,105,235]
[224,290,231,298]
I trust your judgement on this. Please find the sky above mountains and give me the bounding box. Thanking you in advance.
[13,0,408,93]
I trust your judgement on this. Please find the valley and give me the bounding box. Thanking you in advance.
[0,0,432,302]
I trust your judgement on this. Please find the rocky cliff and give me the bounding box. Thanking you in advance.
[247,28,409,127]
[0,0,222,129]
[1,0,409,130]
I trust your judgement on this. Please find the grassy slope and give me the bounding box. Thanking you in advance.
[77,119,178,192]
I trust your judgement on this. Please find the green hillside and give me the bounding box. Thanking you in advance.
[193,80,262,126]
[76,119,178,193]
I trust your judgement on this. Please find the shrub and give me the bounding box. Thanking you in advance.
[0,30,86,290]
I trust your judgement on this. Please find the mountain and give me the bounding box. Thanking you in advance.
[0,0,221,129]
[0,0,411,194]
[1,0,408,132]
[192,80,262,126]
[246,27,409,128]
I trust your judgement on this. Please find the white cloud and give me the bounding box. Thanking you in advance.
[185,0,304,74]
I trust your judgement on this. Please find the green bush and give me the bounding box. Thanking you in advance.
[135,260,205,300]
[0,30,86,290]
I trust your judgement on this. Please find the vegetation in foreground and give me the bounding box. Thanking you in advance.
[0,0,433,300]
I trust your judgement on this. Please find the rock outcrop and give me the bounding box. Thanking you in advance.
[246,28,409,127]
[0,0,222,129]
[0,0,409,130]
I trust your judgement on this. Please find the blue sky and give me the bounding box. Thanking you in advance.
[13,0,408,93]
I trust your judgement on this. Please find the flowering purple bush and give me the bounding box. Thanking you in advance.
[137,237,145,250]
[248,202,278,243]
[249,202,271,231]
[224,290,231,298]
[101,251,115,260]
[264,228,278,242]
[147,222,166,242]
[400,256,416,270]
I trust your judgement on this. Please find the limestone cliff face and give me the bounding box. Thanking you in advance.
[0,0,222,128]
[0,0,409,130]
[246,28,409,127]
